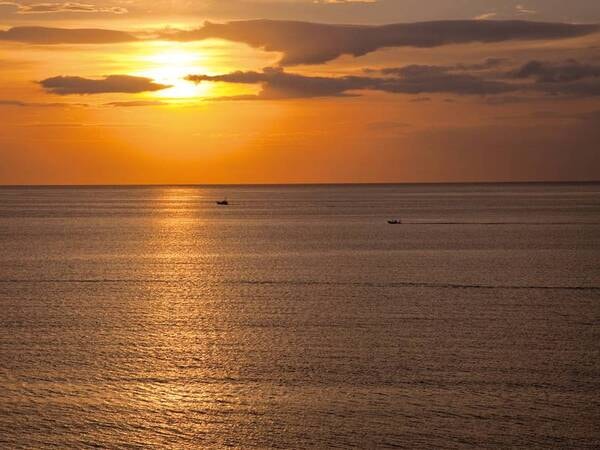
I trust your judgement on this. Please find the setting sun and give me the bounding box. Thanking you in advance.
[135,44,213,99]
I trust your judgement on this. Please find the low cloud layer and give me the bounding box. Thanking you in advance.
[0,98,77,107]
[39,75,170,94]
[0,26,136,43]
[105,100,168,107]
[171,19,599,65]
[1,19,597,63]
[187,58,600,99]
[512,59,600,83]
[0,2,127,14]
[511,59,600,96]
[186,66,516,99]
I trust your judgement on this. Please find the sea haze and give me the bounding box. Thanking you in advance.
[0,183,599,448]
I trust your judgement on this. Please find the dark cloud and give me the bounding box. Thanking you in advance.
[170,19,599,65]
[454,58,509,71]
[380,58,600,98]
[377,67,516,95]
[506,59,600,96]
[0,26,136,43]
[39,75,170,95]
[190,67,409,99]
[188,50,600,100]
[1,20,596,55]
[536,78,600,96]
[187,67,369,99]
[186,66,517,99]
[375,58,508,77]
[6,0,599,24]
[483,95,540,105]
[512,59,600,82]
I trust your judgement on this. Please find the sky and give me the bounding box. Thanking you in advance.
[1,0,600,184]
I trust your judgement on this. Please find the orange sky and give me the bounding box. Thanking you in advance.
[1,1,600,184]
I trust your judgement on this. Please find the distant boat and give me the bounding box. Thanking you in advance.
[388,219,402,225]
[216,199,229,205]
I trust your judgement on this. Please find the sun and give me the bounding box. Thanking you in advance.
[135,44,213,100]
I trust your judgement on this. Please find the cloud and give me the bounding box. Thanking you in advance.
[0,1,127,14]
[455,58,509,71]
[536,77,600,96]
[105,100,168,107]
[187,67,368,99]
[1,19,596,54]
[169,19,599,65]
[39,75,170,95]
[0,26,136,43]
[0,98,87,107]
[512,59,600,82]
[374,66,516,95]
[505,58,600,96]
[187,55,600,100]
[376,58,507,77]
[186,65,518,99]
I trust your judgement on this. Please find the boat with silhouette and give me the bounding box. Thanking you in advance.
[388,219,402,225]
[216,199,229,206]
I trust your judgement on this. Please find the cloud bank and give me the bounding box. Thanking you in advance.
[0,2,127,14]
[185,66,517,99]
[1,19,597,64]
[186,58,600,99]
[512,59,600,83]
[0,25,136,43]
[39,75,170,94]
[171,19,599,65]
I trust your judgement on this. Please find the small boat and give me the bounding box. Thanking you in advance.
[216,199,229,206]
[388,219,402,225]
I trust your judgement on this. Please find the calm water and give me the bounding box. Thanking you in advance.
[1,183,599,448]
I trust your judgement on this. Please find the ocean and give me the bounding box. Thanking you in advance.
[0,183,599,448]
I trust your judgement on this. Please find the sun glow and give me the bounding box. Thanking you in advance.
[135,44,213,100]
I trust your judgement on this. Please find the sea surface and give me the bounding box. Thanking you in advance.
[0,183,599,448]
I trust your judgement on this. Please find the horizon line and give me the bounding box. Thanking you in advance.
[1,180,599,188]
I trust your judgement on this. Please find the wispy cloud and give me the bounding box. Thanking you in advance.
[0,98,88,107]
[105,100,168,107]
[0,1,127,14]
[0,25,136,43]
